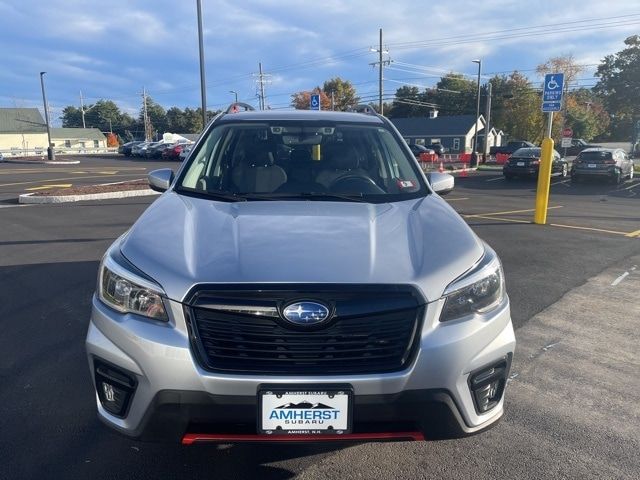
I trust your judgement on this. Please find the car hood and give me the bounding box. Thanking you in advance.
[120,192,484,302]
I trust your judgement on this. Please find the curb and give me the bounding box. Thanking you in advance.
[19,188,160,204]
[1,159,81,165]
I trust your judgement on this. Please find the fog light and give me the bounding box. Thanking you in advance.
[469,355,511,414]
[94,359,137,418]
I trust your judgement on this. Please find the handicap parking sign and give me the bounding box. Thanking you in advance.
[310,94,321,111]
[542,73,564,112]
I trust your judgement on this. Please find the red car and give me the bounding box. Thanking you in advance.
[162,144,183,160]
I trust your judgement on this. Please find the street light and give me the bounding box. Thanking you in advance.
[229,90,238,103]
[39,72,54,161]
[471,59,482,167]
[196,0,207,129]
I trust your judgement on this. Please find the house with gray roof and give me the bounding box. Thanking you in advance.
[51,127,107,151]
[390,113,502,154]
[0,108,48,155]
[0,107,108,156]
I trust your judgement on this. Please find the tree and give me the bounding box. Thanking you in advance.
[61,99,135,140]
[595,35,640,141]
[322,77,359,111]
[489,72,545,142]
[564,88,609,141]
[420,74,477,116]
[388,86,426,118]
[166,107,187,133]
[291,88,331,110]
[139,96,167,139]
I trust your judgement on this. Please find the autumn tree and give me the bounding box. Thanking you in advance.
[322,77,359,111]
[595,35,640,141]
[291,88,332,110]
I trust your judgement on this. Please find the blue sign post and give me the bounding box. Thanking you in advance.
[535,72,565,225]
[310,94,321,111]
[541,73,564,112]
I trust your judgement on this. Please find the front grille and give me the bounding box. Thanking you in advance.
[185,285,424,375]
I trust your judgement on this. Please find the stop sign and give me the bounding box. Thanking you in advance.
[562,127,573,138]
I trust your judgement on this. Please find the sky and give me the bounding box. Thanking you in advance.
[0,0,639,125]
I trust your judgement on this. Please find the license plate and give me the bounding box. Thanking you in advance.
[259,388,352,435]
[588,164,597,168]
[516,161,525,166]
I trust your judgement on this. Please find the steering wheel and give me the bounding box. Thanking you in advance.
[330,174,385,194]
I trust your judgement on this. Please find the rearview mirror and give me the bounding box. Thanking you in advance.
[148,169,174,193]
[427,172,454,195]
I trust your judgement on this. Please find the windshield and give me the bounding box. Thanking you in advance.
[577,150,612,161]
[176,121,427,202]
[512,148,541,157]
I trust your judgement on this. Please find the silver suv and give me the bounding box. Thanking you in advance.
[86,105,515,444]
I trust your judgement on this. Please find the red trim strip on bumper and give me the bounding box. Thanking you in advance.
[182,431,425,445]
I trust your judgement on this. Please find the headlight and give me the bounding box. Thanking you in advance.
[440,246,505,322]
[98,253,168,321]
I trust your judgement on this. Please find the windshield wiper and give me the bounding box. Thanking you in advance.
[241,192,368,202]
[177,188,247,202]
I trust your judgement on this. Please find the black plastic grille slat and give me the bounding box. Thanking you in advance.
[186,287,423,375]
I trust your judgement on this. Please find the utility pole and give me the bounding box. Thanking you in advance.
[196,0,207,129]
[259,62,266,110]
[379,28,383,114]
[483,82,492,162]
[254,62,271,110]
[142,86,150,141]
[471,59,482,167]
[39,72,54,160]
[80,90,86,128]
[370,28,390,115]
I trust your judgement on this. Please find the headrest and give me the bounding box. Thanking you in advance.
[290,148,311,163]
[329,146,359,170]
[243,148,273,167]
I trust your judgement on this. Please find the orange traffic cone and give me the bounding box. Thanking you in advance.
[460,163,468,177]
[438,161,444,173]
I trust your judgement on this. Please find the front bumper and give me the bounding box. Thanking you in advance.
[86,293,516,442]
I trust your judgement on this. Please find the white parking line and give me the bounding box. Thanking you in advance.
[485,176,504,182]
[611,272,629,286]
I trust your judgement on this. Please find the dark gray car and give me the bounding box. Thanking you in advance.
[571,148,634,184]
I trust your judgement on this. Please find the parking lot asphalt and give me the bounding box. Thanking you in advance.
[0,157,638,479]
[0,155,173,203]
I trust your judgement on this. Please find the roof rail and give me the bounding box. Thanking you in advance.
[225,102,256,114]
[348,104,379,115]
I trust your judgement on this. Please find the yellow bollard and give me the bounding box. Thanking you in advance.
[534,137,555,224]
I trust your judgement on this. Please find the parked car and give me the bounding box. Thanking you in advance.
[562,139,602,157]
[571,148,634,184]
[118,141,143,156]
[0,152,4,162]
[490,141,536,157]
[178,144,193,161]
[426,143,447,156]
[146,142,174,159]
[137,142,159,158]
[162,143,186,160]
[131,142,151,157]
[86,105,515,444]
[408,144,436,159]
[503,147,568,179]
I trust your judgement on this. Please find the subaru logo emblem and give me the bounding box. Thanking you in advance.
[282,301,331,326]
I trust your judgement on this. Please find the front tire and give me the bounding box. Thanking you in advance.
[629,167,634,180]
[561,164,568,177]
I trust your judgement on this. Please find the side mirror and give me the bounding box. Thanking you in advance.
[427,172,454,196]
[148,168,174,193]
